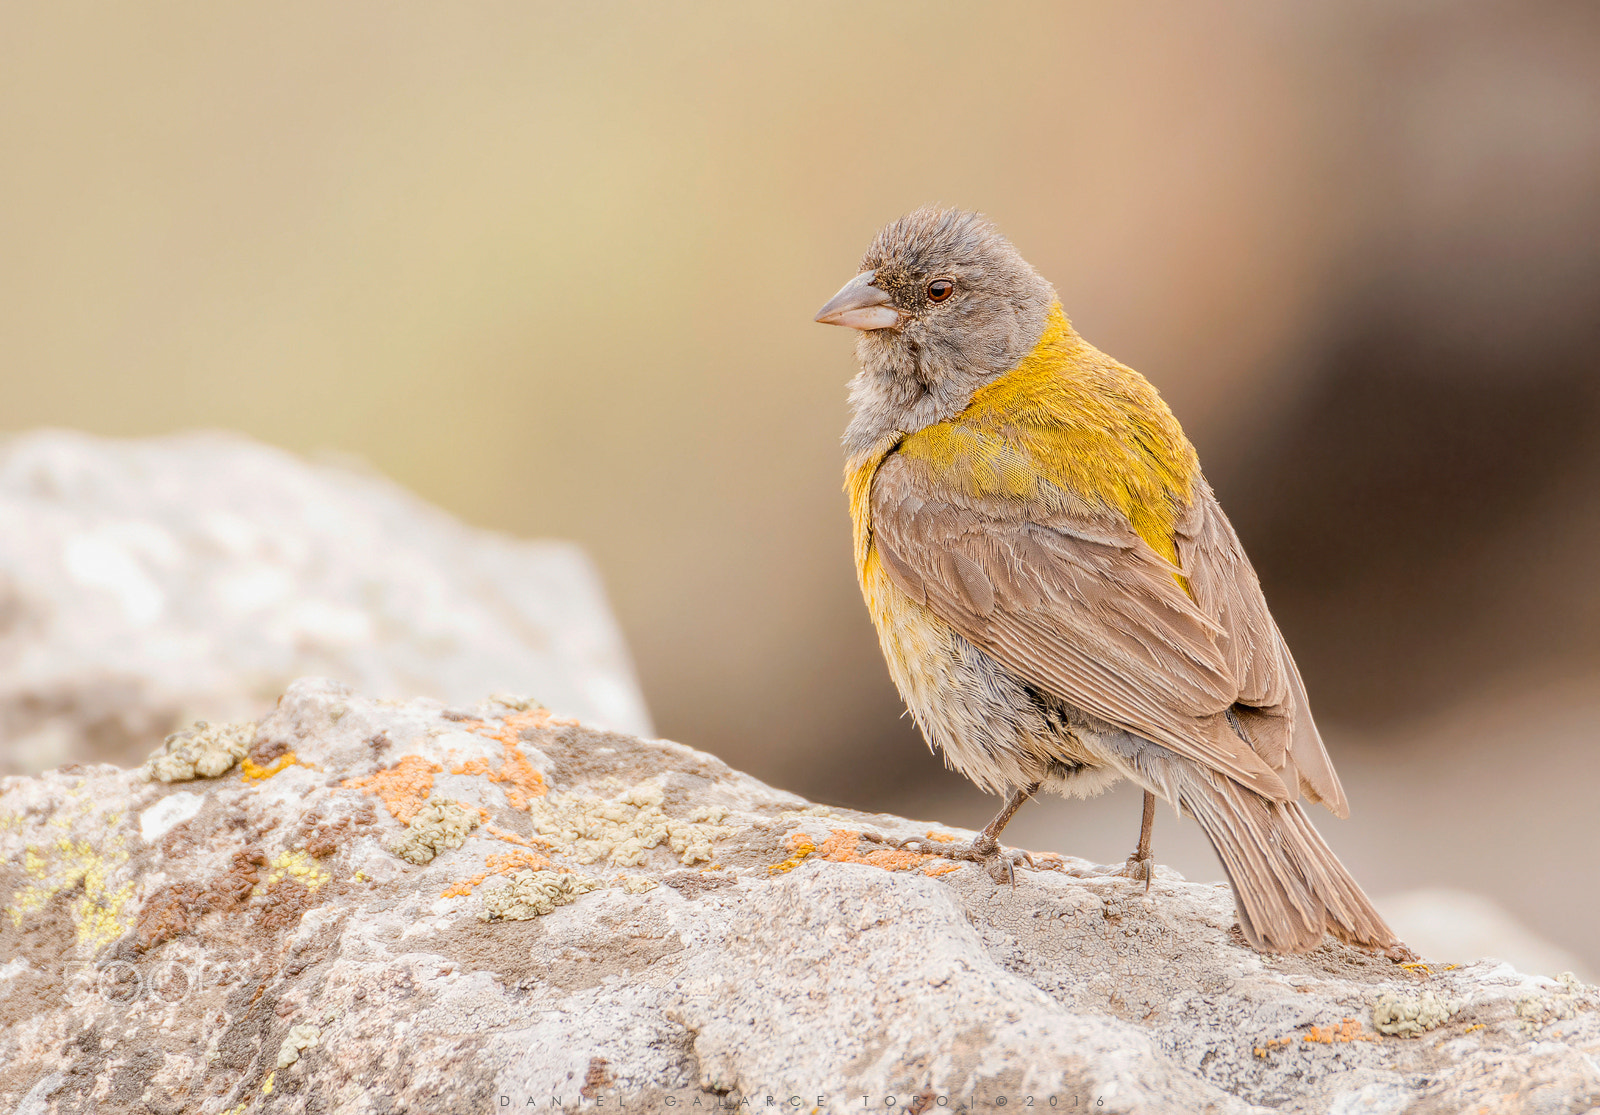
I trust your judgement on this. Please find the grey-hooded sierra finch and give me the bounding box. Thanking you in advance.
[815,206,1398,956]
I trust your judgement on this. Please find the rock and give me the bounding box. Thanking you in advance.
[0,430,651,774]
[2,679,1598,1114]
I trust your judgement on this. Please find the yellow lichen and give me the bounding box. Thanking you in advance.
[7,830,133,951]
[768,831,818,875]
[241,751,303,782]
[260,850,330,894]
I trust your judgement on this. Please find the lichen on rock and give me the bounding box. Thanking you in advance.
[139,720,256,782]
[1516,971,1585,1033]
[527,779,732,866]
[4,678,1599,1112]
[389,799,480,865]
[478,868,602,920]
[614,874,658,895]
[275,1023,321,1069]
[1372,988,1461,1035]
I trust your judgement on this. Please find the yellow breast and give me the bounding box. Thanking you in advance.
[844,303,1203,787]
[845,302,1199,594]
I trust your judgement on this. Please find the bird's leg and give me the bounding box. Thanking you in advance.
[1121,790,1156,890]
[887,783,1039,884]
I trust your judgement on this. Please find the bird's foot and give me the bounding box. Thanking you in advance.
[1121,850,1155,891]
[874,832,1033,884]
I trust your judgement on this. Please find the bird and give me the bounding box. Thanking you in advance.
[814,206,1399,956]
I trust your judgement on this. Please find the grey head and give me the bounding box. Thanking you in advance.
[816,207,1056,455]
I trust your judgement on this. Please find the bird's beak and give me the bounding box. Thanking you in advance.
[814,270,899,330]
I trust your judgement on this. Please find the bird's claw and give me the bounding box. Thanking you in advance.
[1121,851,1154,892]
[983,846,1033,885]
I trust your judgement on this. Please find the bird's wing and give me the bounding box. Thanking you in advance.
[870,452,1292,801]
[1175,481,1348,815]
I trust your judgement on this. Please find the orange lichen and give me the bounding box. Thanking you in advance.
[769,828,977,876]
[767,831,818,875]
[482,823,550,849]
[1253,1037,1293,1058]
[821,830,946,874]
[490,745,546,809]
[861,847,929,871]
[440,850,552,898]
[341,756,443,823]
[450,712,555,809]
[817,830,864,861]
[241,751,304,782]
[1303,1019,1377,1044]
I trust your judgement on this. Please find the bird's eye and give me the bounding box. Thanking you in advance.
[927,279,954,302]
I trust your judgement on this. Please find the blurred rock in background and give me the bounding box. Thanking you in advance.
[0,3,1595,966]
[0,430,650,773]
[1378,888,1591,985]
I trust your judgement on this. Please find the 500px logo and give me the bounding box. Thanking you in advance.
[56,958,242,1005]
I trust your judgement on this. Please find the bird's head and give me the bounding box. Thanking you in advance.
[818,207,1056,450]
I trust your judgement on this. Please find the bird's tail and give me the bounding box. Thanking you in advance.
[1121,739,1397,954]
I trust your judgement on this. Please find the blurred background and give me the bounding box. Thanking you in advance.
[2,3,1597,971]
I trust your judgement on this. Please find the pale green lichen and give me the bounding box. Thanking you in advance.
[526,781,731,867]
[614,875,658,895]
[1516,972,1583,1033]
[1372,989,1461,1036]
[275,1024,320,1069]
[389,799,479,865]
[140,721,256,782]
[478,869,601,920]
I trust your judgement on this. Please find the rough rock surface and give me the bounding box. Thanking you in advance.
[0,430,651,774]
[2,680,1597,1114]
